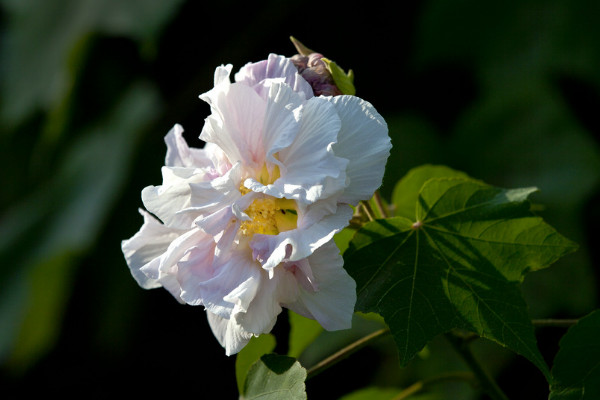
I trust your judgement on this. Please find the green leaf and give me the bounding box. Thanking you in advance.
[338,387,402,400]
[339,386,441,400]
[288,311,323,359]
[392,165,473,219]
[243,354,307,400]
[322,58,356,95]
[344,174,577,379]
[334,227,357,255]
[549,310,600,399]
[236,334,276,395]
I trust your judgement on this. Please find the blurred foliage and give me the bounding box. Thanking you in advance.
[0,0,598,399]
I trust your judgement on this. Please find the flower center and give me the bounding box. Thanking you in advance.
[240,197,298,236]
[239,162,296,236]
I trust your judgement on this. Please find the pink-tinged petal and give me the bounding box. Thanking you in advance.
[246,97,347,204]
[199,83,267,167]
[261,82,303,171]
[141,166,213,229]
[327,95,391,205]
[235,53,313,101]
[180,247,261,319]
[188,162,243,212]
[235,269,298,336]
[121,209,184,289]
[164,124,213,168]
[206,312,254,356]
[285,240,356,330]
[200,64,234,109]
[251,202,353,271]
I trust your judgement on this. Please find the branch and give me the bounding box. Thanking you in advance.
[306,328,390,379]
[445,332,509,400]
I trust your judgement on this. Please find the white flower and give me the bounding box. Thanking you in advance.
[121,54,391,355]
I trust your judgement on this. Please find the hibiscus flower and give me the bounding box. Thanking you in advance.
[121,54,391,355]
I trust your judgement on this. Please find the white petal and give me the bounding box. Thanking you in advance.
[199,83,267,167]
[285,240,356,330]
[247,97,348,204]
[180,247,261,319]
[164,124,213,168]
[251,202,353,270]
[121,209,184,289]
[262,82,303,170]
[206,312,253,356]
[327,95,391,205]
[141,166,212,229]
[235,269,298,336]
[234,53,313,101]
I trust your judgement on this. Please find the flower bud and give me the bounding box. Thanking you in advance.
[289,37,349,96]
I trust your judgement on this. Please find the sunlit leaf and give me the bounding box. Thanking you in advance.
[339,386,441,400]
[549,310,600,399]
[344,174,577,379]
[243,354,307,400]
[392,165,473,219]
[288,311,323,359]
[322,58,356,95]
[236,334,276,395]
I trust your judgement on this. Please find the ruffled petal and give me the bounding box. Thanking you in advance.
[121,209,184,289]
[164,124,213,168]
[206,312,254,356]
[245,96,347,204]
[180,246,261,319]
[141,166,213,229]
[251,202,353,271]
[235,268,298,336]
[285,240,356,330]
[199,83,267,167]
[327,95,391,205]
[235,53,313,101]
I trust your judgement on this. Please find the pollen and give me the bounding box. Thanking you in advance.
[240,197,298,236]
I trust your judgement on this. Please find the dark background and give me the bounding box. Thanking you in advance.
[1,1,599,398]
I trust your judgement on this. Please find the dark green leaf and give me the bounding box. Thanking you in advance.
[345,175,577,379]
[236,334,276,395]
[549,310,600,399]
[243,354,307,400]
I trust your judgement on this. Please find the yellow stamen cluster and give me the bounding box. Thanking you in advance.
[240,198,298,236]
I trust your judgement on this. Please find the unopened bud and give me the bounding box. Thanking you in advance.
[289,37,354,96]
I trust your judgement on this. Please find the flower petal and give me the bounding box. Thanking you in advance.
[235,53,313,101]
[164,124,212,168]
[246,96,347,204]
[180,246,261,319]
[206,311,254,356]
[285,240,356,330]
[199,83,267,167]
[121,209,184,289]
[327,95,391,205]
[251,202,353,271]
[141,166,212,229]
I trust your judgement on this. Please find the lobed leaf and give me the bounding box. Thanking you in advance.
[345,166,577,380]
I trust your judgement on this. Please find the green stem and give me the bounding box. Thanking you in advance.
[532,318,578,328]
[306,328,390,379]
[393,371,476,400]
[373,190,388,218]
[445,332,509,400]
[360,200,376,221]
